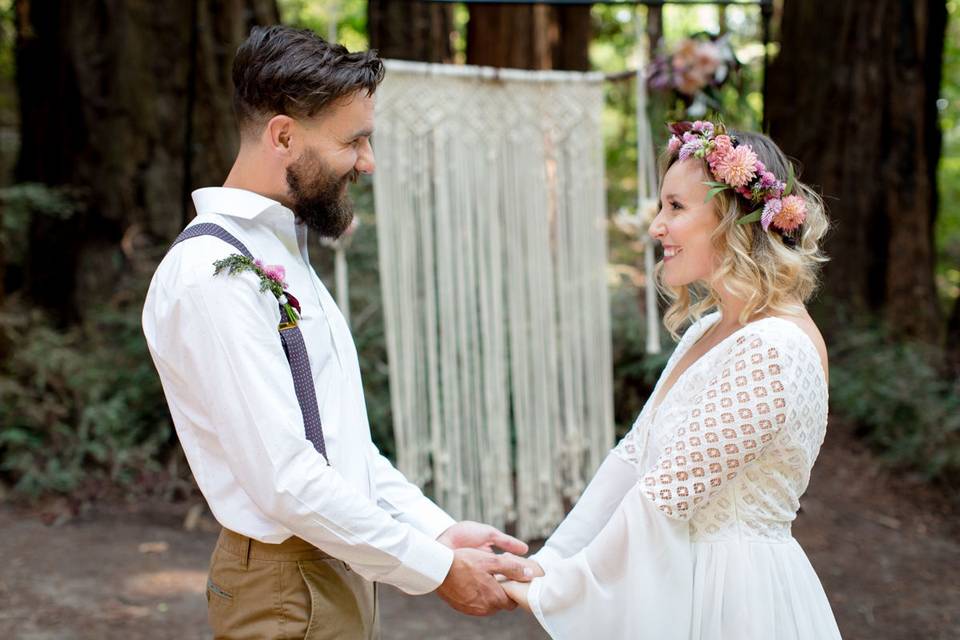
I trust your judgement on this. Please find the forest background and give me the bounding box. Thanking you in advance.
[0,0,956,526]
[0,2,958,638]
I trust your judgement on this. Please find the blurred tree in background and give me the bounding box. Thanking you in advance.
[767,0,947,345]
[14,0,278,323]
[368,0,454,62]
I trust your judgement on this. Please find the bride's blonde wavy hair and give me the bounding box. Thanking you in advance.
[657,129,830,339]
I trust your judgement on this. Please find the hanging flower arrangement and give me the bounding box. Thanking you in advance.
[647,33,741,119]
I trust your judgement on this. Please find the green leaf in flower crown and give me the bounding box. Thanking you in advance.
[737,209,763,225]
[703,180,729,188]
[705,185,729,202]
[783,162,796,197]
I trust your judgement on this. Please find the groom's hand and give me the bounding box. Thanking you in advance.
[435,548,533,616]
[437,520,528,555]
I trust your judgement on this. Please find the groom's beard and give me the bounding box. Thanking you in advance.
[285,148,357,239]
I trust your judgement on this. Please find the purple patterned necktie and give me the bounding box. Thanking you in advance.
[169,222,328,462]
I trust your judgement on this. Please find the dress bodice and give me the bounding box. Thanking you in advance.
[614,312,829,543]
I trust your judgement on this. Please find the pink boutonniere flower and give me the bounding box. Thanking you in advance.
[254,259,287,288]
[213,255,301,326]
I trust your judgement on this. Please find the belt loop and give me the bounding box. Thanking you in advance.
[240,536,251,569]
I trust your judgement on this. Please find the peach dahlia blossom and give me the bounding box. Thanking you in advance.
[772,195,807,232]
[711,145,757,188]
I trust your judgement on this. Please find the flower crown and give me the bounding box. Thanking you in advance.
[666,121,806,237]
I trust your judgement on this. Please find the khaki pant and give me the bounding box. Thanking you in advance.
[206,529,379,640]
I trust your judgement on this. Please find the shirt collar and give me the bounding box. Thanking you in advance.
[192,186,288,220]
[192,187,309,260]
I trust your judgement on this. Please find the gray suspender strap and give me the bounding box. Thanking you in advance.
[169,222,329,462]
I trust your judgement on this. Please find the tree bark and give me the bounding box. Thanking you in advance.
[15,0,278,321]
[466,2,592,71]
[367,0,453,63]
[947,293,960,378]
[765,0,946,343]
[646,5,663,56]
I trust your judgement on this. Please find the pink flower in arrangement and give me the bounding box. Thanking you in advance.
[761,199,782,231]
[667,136,682,154]
[254,259,288,286]
[706,134,733,170]
[693,41,723,76]
[773,195,807,231]
[671,40,722,96]
[691,120,714,135]
[679,139,702,161]
[760,171,778,188]
[711,145,758,188]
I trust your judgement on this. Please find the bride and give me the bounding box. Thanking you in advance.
[502,122,843,639]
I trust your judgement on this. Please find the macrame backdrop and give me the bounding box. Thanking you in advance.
[373,60,614,539]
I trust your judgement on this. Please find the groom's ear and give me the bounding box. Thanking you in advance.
[264,114,296,157]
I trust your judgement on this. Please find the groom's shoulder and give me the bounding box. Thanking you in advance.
[151,215,250,293]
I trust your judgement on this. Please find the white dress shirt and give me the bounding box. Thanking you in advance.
[142,187,455,595]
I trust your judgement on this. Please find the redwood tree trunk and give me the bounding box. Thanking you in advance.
[466,2,592,71]
[948,294,960,378]
[15,0,278,322]
[368,0,453,63]
[765,0,946,343]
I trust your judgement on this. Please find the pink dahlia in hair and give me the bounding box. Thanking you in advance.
[706,134,734,171]
[772,195,807,231]
[712,145,758,188]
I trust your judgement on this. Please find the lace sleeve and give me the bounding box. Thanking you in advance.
[640,330,792,521]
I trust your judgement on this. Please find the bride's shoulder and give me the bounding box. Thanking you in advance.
[751,315,829,382]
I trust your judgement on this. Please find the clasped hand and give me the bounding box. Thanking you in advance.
[435,520,544,616]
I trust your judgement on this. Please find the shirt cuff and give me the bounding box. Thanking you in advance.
[379,528,455,595]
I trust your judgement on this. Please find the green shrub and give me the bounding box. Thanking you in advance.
[829,326,960,484]
[0,294,173,498]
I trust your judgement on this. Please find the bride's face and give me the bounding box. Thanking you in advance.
[648,158,722,288]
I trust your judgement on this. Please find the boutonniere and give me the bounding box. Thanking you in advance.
[213,255,301,327]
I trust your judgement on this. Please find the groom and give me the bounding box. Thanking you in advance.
[142,25,536,639]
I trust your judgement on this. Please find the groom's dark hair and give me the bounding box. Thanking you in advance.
[232,25,385,138]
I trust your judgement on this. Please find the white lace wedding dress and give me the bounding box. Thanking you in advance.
[527,312,842,639]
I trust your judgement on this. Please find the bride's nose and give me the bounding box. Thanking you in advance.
[648,211,666,241]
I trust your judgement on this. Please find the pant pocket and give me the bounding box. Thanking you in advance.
[207,576,235,605]
[299,559,374,640]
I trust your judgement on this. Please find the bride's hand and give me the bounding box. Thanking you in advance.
[499,557,544,613]
[501,579,532,612]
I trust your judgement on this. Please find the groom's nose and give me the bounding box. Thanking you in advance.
[356,139,375,175]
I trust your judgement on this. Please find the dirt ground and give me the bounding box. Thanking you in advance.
[1,421,958,640]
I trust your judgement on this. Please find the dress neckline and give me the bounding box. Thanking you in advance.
[645,313,825,417]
